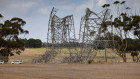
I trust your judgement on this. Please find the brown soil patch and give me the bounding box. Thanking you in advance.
[0,63,140,79]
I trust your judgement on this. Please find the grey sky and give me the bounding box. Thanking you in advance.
[0,0,140,42]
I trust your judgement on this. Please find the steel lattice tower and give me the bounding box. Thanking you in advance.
[45,7,77,63]
[79,8,115,63]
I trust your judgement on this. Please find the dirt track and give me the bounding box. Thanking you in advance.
[0,63,140,79]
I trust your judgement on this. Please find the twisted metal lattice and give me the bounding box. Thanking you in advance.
[33,7,117,63]
[79,8,116,63]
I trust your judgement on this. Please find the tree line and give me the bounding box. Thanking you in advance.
[22,38,42,48]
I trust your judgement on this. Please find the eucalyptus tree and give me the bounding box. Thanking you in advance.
[0,13,28,62]
[102,1,140,62]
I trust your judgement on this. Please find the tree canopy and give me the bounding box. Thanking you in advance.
[0,13,28,62]
[101,1,140,62]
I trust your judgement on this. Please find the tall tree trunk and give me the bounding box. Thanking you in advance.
[132,56,135,62]
[136,56,139,62]
[122,52,126,62]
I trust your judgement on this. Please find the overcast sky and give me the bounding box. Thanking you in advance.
[0,0,140,42]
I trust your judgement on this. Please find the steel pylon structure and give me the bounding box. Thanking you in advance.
[39,7,77,63]
[32,7,117,64]
[79,8,115,63]
[79,8,112,42]
[32,7,77,63]
[47,7,76,45]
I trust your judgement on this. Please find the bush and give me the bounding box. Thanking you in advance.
[88,60,92,64]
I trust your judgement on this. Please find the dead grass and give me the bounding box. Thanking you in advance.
[9,48,46,63]
[8,48,140,64]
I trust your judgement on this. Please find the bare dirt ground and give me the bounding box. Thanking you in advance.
[0,63,140,79]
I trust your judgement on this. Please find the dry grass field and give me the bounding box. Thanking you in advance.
[9,48,46,64]
[0,48,140,79]
[8,48,139,64]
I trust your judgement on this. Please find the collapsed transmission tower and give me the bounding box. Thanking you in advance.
[79,8,115,63]
[33,7,77,63]
[32,7,117,64]
[47,7,76,45]
[32,7,77,63]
